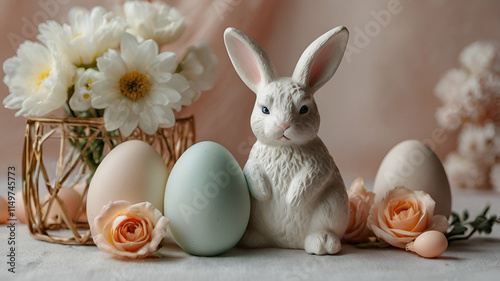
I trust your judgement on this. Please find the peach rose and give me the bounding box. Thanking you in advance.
[367,186,449,249]
[342,178,376,243]
[92,201,168,259]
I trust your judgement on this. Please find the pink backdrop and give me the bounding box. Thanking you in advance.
[2,0,500,184]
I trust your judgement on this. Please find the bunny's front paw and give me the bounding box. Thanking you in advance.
[304,232,341,255]
[244,162,271,201]
[248,178,271,201]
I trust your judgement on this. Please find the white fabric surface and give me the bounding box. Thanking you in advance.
[1,189,499,281]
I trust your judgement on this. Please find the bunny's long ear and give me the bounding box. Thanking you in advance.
[224,27,278,94]
[292,26,349,93]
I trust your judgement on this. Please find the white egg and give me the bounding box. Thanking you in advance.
[373,140,451,218]
[87,140,168,228]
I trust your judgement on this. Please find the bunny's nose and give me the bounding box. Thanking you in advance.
[279,123,290,131]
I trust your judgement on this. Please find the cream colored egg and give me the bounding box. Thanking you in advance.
[373,140,451,218]
[41,188,81,222]
[0,196,9,224]
[87,140,168,228]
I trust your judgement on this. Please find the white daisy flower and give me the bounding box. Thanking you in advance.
[123,1,186,46]
[69,68,99,111]
[2,41,74,117]
[174,41,217,109]
[91,33,189,137]
[38,6,126,67]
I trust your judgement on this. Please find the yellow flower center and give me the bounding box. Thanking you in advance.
[35,69,51,91]
[86,78,92,90]
[119,71,150,101]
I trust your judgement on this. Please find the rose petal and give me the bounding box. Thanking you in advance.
[387,205,421,231]
[371,224,415,248]
[343,178,376,243]
[147,216,169,252]
[91,201,131,237]
[410,211,429,233]
[427,215,449,233]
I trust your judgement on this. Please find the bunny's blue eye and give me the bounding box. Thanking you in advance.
[262,106,270,114]
[300,105,308,114]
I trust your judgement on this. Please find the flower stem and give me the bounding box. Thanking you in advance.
[447,228,477,243]
[65,101,77,118]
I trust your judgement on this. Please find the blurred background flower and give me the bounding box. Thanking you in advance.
[123,0,186,46]
[435,41,500,190]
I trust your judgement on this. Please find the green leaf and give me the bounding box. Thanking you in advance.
[152,252,163,258]
[450,212,461,226]
[481,205,491,217]
[446,224,467,238]
[488,215,497,224]
[479,224,492,234]
[447,205,500,243]
[463,210,469,221]
[470,216,487,229]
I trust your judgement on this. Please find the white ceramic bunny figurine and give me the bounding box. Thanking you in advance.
[224,26,350,255]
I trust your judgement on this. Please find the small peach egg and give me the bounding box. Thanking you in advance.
[14,191,29,224]
[42,188,82,222]
[77,211,88,223]
[0,196,9,224]
[73,183,88,198]
[406,230,448,258]
[73,183,88,223]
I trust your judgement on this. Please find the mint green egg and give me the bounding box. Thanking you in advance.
[164,141,250,256]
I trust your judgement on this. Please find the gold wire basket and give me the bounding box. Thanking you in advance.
[22,116,195,245]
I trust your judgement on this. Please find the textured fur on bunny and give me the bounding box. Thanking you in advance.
[224,26,350,255]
